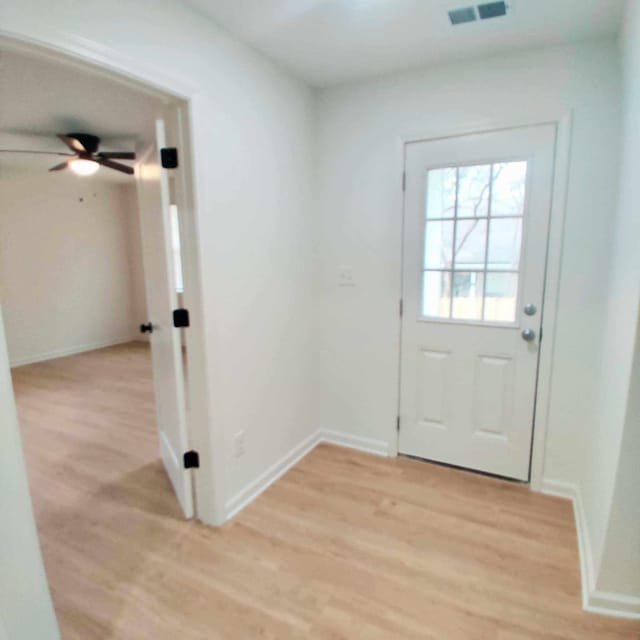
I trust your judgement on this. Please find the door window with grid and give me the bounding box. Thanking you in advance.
[422,161,528,323]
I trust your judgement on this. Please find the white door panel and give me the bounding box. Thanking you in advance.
[136,119,193,517]
[399,126,555,480]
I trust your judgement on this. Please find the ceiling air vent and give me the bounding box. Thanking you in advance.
[477,2,507,20]
[449,2,508,26]
[448,6,477,25]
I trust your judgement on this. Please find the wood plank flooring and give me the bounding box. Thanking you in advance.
[11,343,640,639]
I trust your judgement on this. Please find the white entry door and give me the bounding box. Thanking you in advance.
[136,119,193,517]
[399,125,556,480]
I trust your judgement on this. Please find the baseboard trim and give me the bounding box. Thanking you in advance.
[319,429,392,457]
[539,478,577,500]
[225,429,391,521]
[588,591,640,619]
[541,479,640,619]
[224,430,322,521]
[10,336,138,368]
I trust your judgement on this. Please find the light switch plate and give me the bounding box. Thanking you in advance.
[339,265,355,287]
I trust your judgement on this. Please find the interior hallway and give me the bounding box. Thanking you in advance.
[11,344,640,639]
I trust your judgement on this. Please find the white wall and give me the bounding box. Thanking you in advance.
[0,0,317,521]
[585,0,640,603]
[596,321,640,601]
[0,305,60,639]
[315,41,621,477]
[121,183,148,333]
[0,171,143,366]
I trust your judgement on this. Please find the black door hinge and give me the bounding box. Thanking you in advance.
[402,171,406,191]
[161,147,179,169]
[399,299,403,317]
[183,450,199,469]
[173,308,190,328]
[397,416,400,432]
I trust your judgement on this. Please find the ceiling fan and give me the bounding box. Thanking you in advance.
[0,133,136,176]
[50,133,136,176]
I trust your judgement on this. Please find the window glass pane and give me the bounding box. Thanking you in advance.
[487,218,522,270]
[423,271,451,318]
[426,167,457,219]
[420,161,526,326]
[424,220,454,269]
[484,273,518,322]
[453,219,487,270]
[491,161,527,217]
[451,272,484,320]
[457,164,491,218]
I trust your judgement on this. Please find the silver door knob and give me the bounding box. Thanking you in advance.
[521,329,536,342]
[524,303,537,316]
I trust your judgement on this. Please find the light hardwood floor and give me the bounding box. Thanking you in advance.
[11,343,640,639]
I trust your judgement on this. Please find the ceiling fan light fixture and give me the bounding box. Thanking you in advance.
[69,158,100,176]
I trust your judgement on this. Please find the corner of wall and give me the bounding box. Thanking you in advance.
[541,479,640,619]
[224,428,392,522]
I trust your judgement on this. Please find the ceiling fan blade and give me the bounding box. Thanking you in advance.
[97,158,134,175]
[97,151,136,160]
[57,134,87,153]
[49,161,70,172]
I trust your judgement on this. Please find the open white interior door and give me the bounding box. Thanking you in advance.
[136,119,194,518]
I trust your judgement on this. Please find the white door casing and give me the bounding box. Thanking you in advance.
[136,119,194,517]
[399,125,556,480]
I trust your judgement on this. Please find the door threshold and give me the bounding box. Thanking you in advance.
[398,453,529,484]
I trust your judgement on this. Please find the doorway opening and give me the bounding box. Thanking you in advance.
[0,36,208,620]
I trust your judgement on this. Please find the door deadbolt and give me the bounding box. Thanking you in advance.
[524,303,537,316]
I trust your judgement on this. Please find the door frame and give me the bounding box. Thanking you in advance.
[0,31,225,524]
[394,113,572,491]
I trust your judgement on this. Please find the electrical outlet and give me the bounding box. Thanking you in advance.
[233,431,245,458]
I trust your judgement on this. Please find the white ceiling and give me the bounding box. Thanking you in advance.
[0,47,167,182]
[185,0,625,86]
